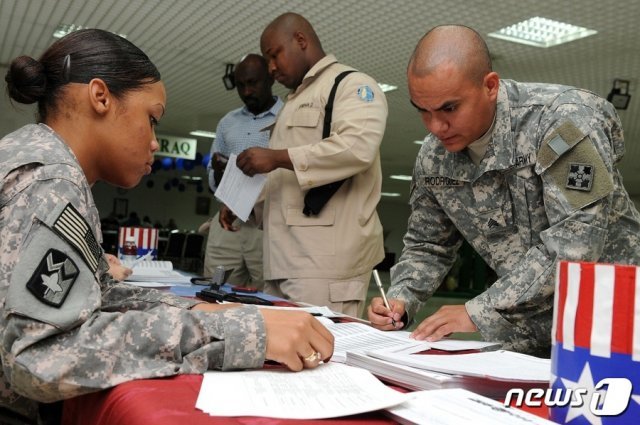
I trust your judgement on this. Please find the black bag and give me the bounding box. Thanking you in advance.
[302,70,356,216]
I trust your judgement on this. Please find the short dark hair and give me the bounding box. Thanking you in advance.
[5,28,161,122]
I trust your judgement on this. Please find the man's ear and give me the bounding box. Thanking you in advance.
[293,31,307,50]
[87,78,111,115]
[484,72,500,101]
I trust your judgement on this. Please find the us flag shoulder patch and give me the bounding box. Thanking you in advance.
[52,203,101,273]
[27,249,79,307]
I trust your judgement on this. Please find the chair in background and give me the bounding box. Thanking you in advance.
[161,232,186,265]
[181,233,205,273]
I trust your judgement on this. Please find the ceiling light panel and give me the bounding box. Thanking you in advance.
[488,17,597,48]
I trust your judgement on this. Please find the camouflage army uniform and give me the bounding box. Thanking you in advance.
[0,124,266,423]
[388,79,640,356]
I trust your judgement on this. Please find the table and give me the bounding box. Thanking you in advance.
[61,285,549,423]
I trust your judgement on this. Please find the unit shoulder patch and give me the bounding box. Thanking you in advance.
[26,249,79,307]
[356,85,375,102]
[566,162,594,192]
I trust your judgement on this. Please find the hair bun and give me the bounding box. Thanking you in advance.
[5,55,46,104]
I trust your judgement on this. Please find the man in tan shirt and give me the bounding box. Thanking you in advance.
[221,13,387,316]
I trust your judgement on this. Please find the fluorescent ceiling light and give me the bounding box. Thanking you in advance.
[53,24,85,39]
[381,192,401,197]
[53,23,127,39]
[390,175,413,181]
[189,130,216,138]
[488,17,596,48]
[378,83,398,93]
[413,140,425,145]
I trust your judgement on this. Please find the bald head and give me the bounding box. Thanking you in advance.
[262,12,323,50]
[233,53,274,114]
[408,25,492,85]
[236,53,269,76]
[260,13,325,89]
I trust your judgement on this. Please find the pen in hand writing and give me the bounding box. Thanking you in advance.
[373,269,397,328]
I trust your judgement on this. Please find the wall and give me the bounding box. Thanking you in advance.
[0,65,36,136]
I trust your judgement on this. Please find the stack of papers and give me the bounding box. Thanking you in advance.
[385,388,554,425]
[369,348,551,382]
[196,362,409,419]
[124,261,192,285]
[346,352,461,391]
[352,346,550,399]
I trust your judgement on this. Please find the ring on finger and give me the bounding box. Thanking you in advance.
[302,351,322,363]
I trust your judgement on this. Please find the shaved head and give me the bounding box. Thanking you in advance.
[260,13,325,89]
[262,12,322,50]
[406,25,499,152]
[408,25,492,85]
[236,53,269,76]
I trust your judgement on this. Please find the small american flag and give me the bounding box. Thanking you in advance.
[118,227,159,259]
[550,261,640,424]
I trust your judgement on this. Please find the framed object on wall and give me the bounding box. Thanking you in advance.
[113,198,128,218]
[195,196,210,216]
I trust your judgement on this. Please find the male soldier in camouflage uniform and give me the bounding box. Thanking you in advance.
[368,25,640,357]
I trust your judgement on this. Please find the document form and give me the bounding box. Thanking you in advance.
[196,362,409,419]
[214,153,266,221]
[325,322,430,363]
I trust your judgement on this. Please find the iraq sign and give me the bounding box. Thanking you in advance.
[156,134,197,160]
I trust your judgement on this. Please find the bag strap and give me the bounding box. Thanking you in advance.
[303,70,357,216]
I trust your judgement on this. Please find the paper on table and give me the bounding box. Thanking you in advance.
[196,362,409,419]
[385,389,555,425]
[214,153,266,221]
[427,339,501,351]
[325,322,429,363]
[370,348,551,382]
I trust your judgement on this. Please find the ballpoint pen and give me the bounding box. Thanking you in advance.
[373,269,396,328]
[130,251,153,268]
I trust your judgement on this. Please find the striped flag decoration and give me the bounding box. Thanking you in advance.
[550,261,640,424]
[118,227,159,259]
[52,203,101,273]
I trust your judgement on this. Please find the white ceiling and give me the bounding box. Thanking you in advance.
[1,0,639,202]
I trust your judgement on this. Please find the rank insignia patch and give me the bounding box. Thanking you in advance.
[566,163,594,191]
[26,249,79,307]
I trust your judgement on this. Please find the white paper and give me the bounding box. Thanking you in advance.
[214,153,266,221]
[326,322,429,363]
[426,339,501,351]
[124,261,192,284]
[370,349,551,382]
[385,389,554,425]
[196,362,409,419]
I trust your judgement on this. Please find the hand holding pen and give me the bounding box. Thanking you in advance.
[369,270,404,330]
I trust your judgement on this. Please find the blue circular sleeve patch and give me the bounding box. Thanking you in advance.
[357,85,375,102]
